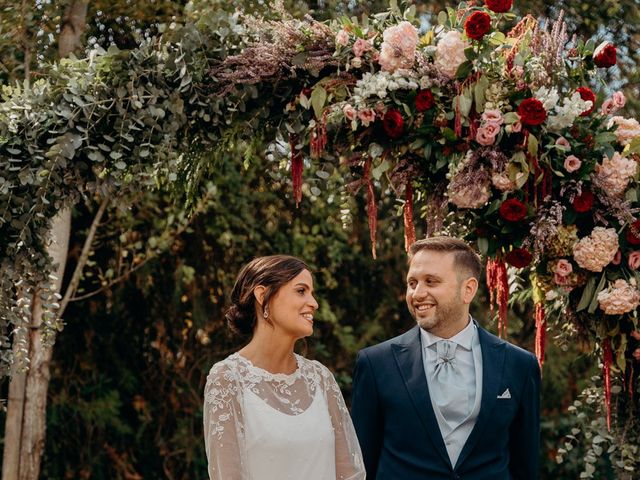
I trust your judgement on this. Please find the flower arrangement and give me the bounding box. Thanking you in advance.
[215,0,640,430]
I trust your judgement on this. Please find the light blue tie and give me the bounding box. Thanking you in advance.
[432,340,469,426]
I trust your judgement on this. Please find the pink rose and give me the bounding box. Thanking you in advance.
[353,38,372,58]
[601,99,615,116]
[358,108,376,126]
[476,123,500,145]
[555,136,571,150]
[628,251,640,270]
[555,259,573,276]
[343,104,357,121]
[335,30,349,47]
[482,109,503,126]
[564,155,582,173]
[613,91,626,109]
[510,120,522,133]
[554,273,571,286]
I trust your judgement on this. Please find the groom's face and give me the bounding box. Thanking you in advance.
[405,249,470,338]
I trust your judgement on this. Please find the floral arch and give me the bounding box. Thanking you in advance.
[1,0,640,473]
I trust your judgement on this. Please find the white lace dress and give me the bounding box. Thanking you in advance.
[203,353,366,480]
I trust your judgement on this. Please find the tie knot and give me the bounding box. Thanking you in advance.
[436,340,457,364]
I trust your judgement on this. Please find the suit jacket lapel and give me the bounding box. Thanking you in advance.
[391,326,452,469]
[456,326,506,467]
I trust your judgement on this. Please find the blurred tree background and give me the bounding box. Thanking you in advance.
[0,0,638,478]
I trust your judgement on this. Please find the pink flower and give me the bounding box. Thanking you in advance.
[631,331,640,341]
[448,182,491,209]
[601,99,616,116]
[353,38,372,58]
[608,116,640,146]
[554,273,571,286]
[595,151,637,196]
[628,251,640,270]
[335,30,349,47]
[633,348,640,361]
[357,108,376,127]
[491,172,516,192]
[510,120,522,133]
[612,91,626,109]
[597,279,640,315]
[482,109,504,126]
[476,123,501,145]
[378,21,419,72]
[564,155,582,173]
[555,259,573,276]
[555,136,571,150]
[343,104,357,121]
[573,227,619,272]
[435,30,468,78]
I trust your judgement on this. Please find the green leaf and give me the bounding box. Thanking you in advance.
[455,60,473,80]
[527,134,539,157]
[437,11,448,26]
[587,273,607,314]
[310,86,327,119]
[477,237,489,255]
[577,276,596,312]
[372,160,391,180]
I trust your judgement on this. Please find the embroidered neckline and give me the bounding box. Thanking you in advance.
[231,352,304,383]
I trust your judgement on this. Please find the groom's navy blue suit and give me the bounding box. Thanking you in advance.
[351,324,540,480]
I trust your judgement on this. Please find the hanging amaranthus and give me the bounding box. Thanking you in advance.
[487,257,508,337]
[364,158,377,259]
[310,111,328,159]
[403,182,416,252]
[534,303,546,369]
[289,134,303,207]
[603,338,613,431]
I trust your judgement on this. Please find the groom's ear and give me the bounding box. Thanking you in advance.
[461,276,479,304]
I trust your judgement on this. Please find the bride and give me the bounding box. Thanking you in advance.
[203,255,365,480]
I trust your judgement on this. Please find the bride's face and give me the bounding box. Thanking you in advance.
[267,269,318,339]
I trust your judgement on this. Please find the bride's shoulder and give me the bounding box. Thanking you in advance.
[206,352,243,383]
[297,355,335,380]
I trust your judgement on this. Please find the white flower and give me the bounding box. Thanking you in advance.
[534,86,560,111]
[434,31,468,78]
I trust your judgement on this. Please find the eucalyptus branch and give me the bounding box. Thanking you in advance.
[57,194,110,318]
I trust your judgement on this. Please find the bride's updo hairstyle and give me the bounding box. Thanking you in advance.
[225,255,310,335]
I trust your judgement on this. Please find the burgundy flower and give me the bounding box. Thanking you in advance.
[464,11,492,41]
[499,198,527,222]
[576,87,596,116]
[382,109,404,139]
[505,248,532,268]
[415,90,435,112]
[517,98,547,126]
[485,0,513,13]
[593,42,617,68]
[626,220,640,245]
[572,190,594,213]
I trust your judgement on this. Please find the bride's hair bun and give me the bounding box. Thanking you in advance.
[225,255,310,337]
[225,304,254,335]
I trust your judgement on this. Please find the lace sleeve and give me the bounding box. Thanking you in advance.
[203,361,247,480]
[316,362,366,480]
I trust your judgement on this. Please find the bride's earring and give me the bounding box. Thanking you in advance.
[263,307,269,319]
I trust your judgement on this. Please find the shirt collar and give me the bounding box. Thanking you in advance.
[420,315,476,351]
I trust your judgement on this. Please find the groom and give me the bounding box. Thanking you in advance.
[351,236,540,479]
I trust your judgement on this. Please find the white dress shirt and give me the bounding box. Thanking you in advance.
[420,318,483,468]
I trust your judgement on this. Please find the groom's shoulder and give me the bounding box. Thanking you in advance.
[358,326,417,360]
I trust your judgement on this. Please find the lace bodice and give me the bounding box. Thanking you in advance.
[203,353,365,480]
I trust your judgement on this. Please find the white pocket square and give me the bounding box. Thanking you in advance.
[497,388,511,399]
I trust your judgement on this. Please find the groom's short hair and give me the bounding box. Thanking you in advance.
[408,236,483,280]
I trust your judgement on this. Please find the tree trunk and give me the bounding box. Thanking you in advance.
[2,2,88,479]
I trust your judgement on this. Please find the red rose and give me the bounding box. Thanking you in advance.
[505,248,533,268]
[576,87,596,116]
[626,220,640,245]
[415,90,434,112]
[499,198,527,222]
[572,190,594,213]
[464,11,492,41]
[485,0,513,13]
[517,98,547,126]
[382,109,404,139]
[593,42,617,68]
